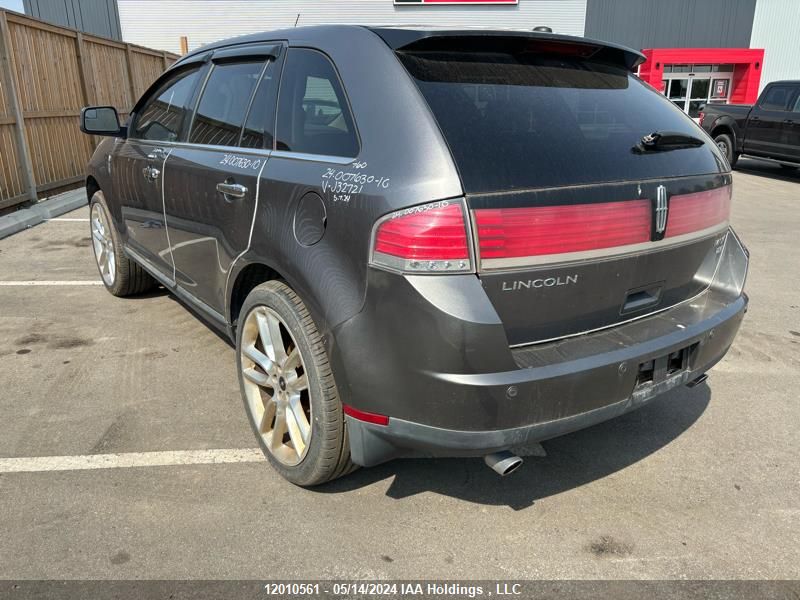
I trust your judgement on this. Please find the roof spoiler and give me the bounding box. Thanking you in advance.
[370,28,645,72]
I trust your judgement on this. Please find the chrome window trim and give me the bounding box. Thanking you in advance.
[130,139,273,158]
[477,222,730,272]
[121,140,356,164]
[270,150,355,165]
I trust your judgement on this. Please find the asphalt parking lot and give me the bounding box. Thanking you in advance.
[0,158,798,580]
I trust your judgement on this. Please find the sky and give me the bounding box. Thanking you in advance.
[0,0,23,12]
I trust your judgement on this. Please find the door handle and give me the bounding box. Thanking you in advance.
[751,116,760,121]
[216,182,248,199]
[142,166,160,181]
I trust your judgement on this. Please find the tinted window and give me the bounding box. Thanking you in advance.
[399,46,722,193]
[276,49,358,157]
[241,60,280,149]
[760,86,792,111]
[132,67,202,142]
[189,61,264,146]
[792,92,800,113]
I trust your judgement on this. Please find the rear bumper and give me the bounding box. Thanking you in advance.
[331,227,749,467]
[346,292,746,466]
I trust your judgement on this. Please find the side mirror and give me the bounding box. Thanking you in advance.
[80,106,125,137]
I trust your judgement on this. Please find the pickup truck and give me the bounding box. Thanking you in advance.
[700,80,800,169]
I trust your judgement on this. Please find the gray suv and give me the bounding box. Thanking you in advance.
[80,26,749,486]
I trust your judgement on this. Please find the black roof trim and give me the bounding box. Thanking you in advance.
[369,27,645,71]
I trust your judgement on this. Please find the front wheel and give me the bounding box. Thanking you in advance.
[90,191,155,296]
[236,280,355,486]
[714,133,739,168]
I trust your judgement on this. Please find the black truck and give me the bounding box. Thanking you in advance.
[700,80,800,169]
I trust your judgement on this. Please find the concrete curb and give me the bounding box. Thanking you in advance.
[0,188,87,241]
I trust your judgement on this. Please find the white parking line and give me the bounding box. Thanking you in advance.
[44,218,89,222]
[0,448,265,473]
[0,281,103,286]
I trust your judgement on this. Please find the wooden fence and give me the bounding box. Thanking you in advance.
[0,9,179,211]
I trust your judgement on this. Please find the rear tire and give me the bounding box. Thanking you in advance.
[90,191,156,297]
[236,280,355,486]
[714,133,739,168]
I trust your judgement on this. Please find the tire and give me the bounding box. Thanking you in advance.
[90,191,156,297]
[714,133,739,168]
[235,280,355,486]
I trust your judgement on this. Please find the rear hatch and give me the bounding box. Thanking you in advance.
[395,34,731,346]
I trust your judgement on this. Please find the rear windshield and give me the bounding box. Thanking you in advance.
[398,46,724,193]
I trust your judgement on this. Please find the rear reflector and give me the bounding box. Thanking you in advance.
[371,200,473,273]
[475,199,651,259]
[343,404,389,426]
[665,185,731,238]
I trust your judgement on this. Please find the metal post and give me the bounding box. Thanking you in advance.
[124,43,137,107]
[75,31,97,149]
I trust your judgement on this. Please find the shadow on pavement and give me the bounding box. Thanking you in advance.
[318,384,711,510]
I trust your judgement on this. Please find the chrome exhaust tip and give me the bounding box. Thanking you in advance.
[484,451,523,476]
[687,373,708,388]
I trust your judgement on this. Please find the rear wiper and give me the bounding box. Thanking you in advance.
[633,131,705,153]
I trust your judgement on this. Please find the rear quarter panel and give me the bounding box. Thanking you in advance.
[235,27,463,334]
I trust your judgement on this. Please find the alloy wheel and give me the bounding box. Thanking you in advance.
[91,203,116,286]
[240,306,312,466]
[716,139,730,159]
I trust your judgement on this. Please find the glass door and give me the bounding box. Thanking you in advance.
[666,78,689,113]
[662,64,733,119]
[688,78,710,118]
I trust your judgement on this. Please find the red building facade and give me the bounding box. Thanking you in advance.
[639,48,765,116]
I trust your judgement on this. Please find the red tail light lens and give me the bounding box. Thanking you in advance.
[475,199,651,261]
[371,200,473,273]
[665,185,731,238]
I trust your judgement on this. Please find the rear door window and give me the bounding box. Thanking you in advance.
[240,59,281,149]
[791,90,800,113]
[188,61,265,147]
[276,48,358,157]
[759,85,793,111]
[398,41,721,193]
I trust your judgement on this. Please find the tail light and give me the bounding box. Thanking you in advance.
[665,185,731,238]
[698,111,705,126]
[370,199,473,273]
[474,199,651,261]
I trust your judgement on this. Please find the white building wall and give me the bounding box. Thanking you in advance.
[118,0,587,54]
[750,0,800,92]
